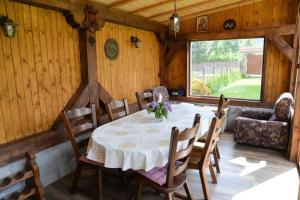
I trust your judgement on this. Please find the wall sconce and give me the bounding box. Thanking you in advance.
[130,35,141,48]
[0,15,17,38]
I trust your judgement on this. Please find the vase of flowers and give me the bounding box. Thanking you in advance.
[147,94,172,121]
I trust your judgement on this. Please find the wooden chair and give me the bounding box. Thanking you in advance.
[135,90,153,110]
[135,114,201,200]
[198,94,229,174]
[106,99,130,121]
[188,111,226,200]
[61,104,104,200]
[0,152,45,200]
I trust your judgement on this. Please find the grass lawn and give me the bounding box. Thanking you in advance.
[211,77,261,100]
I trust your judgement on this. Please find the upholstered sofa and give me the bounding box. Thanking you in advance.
[234,93,294,150]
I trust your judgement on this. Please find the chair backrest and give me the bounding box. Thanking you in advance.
[216,94,229,117]
[106,99,130,121]
[166,114,201,187]
[200,111,226,169]
[136,91,153,110]
[61,104,97,158]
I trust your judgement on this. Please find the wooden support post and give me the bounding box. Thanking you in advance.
[289,4,300,162]
[79,29,100,111]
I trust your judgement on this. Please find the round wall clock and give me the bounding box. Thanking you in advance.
[223,19,236,30]
[104,38,119,60]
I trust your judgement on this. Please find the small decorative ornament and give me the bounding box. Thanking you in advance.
[223,19,236,30]
[83,5,103,32]
[169,0,180,37]
[104,38,119,60]
[147,94,172,121]
[0,15,17,38]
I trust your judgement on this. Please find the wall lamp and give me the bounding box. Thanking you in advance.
[0,15,17,38]
[130,35,141,48]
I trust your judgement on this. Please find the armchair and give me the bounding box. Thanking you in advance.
[234,93,294,150]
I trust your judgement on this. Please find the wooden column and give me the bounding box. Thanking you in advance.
[79,29,99,111]
[289,4,300,162]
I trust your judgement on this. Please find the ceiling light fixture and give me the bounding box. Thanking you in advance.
[169,0,181,37]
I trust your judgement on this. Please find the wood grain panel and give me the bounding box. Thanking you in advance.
[167,0,297,103]
[96,22,160,104]
[0,0,81,144]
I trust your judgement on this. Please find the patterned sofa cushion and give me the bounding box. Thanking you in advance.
[274,92,294,122]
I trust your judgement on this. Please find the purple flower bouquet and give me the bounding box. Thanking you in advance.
[147,97,172,120]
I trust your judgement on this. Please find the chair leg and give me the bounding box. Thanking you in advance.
[135,182,143,200]
[70,162,82,194]
[209,164,217,184]
[184,181,194,200]
[165,192,173,200]
[199,168,210,200]
[215,144,221,159]
[98,167,103,200]
[213,148,221,173]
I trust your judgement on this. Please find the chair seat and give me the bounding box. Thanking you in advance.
[79,156,104,167]
[137,166,167,186]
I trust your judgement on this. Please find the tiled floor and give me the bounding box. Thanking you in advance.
[46,133,299,200]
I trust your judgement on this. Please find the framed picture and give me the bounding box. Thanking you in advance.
[196,16,208,32]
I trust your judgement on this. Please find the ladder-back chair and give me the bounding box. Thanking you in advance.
[135,91,153,110]
[188,111,226,200]
[61,104,104,200]
[135,114,201,200]
[106,99,130,121]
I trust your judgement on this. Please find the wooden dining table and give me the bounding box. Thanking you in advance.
[86,103,215,171]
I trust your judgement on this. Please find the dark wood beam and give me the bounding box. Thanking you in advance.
[267,34,293,61]
[165,42,186,66]
[12,0,168,33]
[177,25,296,41]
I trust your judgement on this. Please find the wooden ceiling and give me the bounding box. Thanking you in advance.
[91,0,262,23]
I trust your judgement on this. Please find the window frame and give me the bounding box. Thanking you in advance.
[187,37,268,102]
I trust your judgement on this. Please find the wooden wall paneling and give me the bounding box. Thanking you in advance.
[31,6,48,130]
[6,0,29,139]
[23,4,42,133]
[45,9,57,120]
[50,11,62,117]
[96,22,160,104]
[1,0,21,141]
[15,3,35,135]
[0,1,8,143]
[38,8,54,126]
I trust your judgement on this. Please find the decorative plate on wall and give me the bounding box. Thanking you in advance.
[223,19,236,30]
[104,38,119,60]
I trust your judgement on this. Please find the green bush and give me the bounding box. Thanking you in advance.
[206,69,243,94]
[192,79,211,96]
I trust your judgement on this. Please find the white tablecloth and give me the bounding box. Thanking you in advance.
[86,103,215,171]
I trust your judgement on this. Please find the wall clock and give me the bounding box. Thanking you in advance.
[104,38,119,60]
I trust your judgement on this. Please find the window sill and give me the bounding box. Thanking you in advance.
[170,96,273,108]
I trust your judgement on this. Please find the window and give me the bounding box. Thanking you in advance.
[190,38,265,100]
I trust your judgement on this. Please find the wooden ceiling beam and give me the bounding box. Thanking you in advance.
[148,0,212,19]
[109,0,136,8]
[177,25,296,41]
[173,0,262,23]
[130,0,173,14]
[12,0,168,33]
